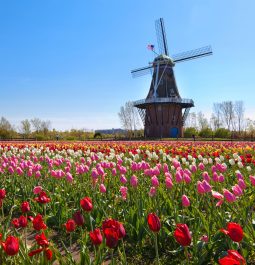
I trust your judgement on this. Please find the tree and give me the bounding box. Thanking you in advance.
[41,120,51,135]
[118,101,141,138]
[199,127,213,138]
[234,101,245,134]
[214,128,231,138]
[184,127,198,138]
[185,112,197,128]
[197,111,209,130]
[31,118,42,132]
[212,103,222,129]
[220,101,235,130]
[0,117,14,139]
[20,119,31,138]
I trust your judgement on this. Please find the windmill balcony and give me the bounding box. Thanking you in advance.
[133,97,194,109]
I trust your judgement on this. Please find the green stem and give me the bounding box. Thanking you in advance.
[70,232,72,250]
[121,238,127,265]
[154,233,160,265]
[111,249,114,265]
[184,247,190,264]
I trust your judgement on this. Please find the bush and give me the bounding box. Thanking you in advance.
[199,127,213,138]
[184,127,198,138]
[214,128,231,138]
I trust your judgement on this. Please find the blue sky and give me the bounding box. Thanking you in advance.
[0,0,255,130]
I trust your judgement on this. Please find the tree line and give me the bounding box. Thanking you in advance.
[184,100,255,138]
[0,117,95,140]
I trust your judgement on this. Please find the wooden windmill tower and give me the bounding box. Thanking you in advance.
[131,18,212,138]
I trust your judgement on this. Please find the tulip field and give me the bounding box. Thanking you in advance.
[0,141,255,264]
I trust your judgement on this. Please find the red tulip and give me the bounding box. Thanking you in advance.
[174,224,192,246]
[104,228,119,248]
[219,250,245,265]
[45,248,53,260]
[0,189,6,199]
[21,201,30,213]
[29,247,52,260]
[102,218,125,238]
[227,250,246,264]
[28,248,44,257]
[80,197,93,212]
[35,191,51,204]
[89,228,103,245]
[220,222,243,242]
[35,232,49,247]
[29,232,52,260]
[147,213,161,233]
[64,219,76,232]
[19,215,28,228]
[73,210,85,226]
[12,218,20,228]
[32,214,47,231]
[1,236,19,256]
[219,256,240,265]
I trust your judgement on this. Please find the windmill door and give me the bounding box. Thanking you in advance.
[170,127,178,138]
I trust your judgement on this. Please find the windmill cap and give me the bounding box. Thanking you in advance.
[153,54,175,66]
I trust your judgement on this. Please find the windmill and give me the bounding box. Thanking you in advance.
[131,18,212,138]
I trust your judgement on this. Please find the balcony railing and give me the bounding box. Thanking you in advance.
[133,97,194,106]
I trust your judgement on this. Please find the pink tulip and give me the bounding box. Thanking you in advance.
[232,184,243,196]
[212,172,218,182]
[151,176,159,187]
[218,174,224,182]
[197,181,206,194]
[202,180,211,192]
[66,172,73,183]
[200,235,209,242]
[165,177,173,189]
[152,167,160,176]
[33,186,42,194]
[202,171,210,183]
[183,173,191,184]
[16,167,23,175]
[211,165,216,173]
[249,175,255,186]
[211,190,224,200]
[176,171,183,183]
[120,175,127,184]
[131,162,137,171]
[130,175,138,188]
[97,166,104,176]
[149,187,157,197]
[198,163,205,171]
[119,166,127,174]
[100,184,106,193]
[112,168,117,176]
[35,171,41,178]
[165,172,172,179]
[190,165,197,173]
[223,189,236,203]
[163,163,169,173]
[211,190,224,207]
[183,169,191,177]
[27,169,33,177]
[173,159,180,169]
[182,195,190,207]
[120,186,128,200]
[236,172,244,180]
[91,169,99,180]
[238,179,246,190]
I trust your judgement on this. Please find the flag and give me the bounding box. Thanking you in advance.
[147,44,155,51]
